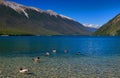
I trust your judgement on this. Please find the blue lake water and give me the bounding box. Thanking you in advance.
[0,36,120,78]
[0,36,120,57]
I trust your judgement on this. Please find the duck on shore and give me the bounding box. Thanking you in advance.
[19,68,28,74]
[32,57,40,62]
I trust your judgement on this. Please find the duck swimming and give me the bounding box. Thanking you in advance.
[32,57,40,62]
[52,49,56,53]
[19,68,28,74]
[45,52,50,56]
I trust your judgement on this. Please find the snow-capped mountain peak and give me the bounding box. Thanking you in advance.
[83,24,100,29]
[83,24,100,32]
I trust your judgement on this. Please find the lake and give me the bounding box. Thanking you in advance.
[0,36,120,78]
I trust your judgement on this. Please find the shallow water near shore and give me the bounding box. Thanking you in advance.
[0,36,120,78]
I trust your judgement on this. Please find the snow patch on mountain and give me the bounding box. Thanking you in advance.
[60,14,74,20]
[1,1,29,18]
[45,10,58,17]
[29,7,43,13]
[22,10,29,18]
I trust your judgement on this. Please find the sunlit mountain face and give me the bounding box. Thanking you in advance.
[94,14,120,36]
[0,1,92,36]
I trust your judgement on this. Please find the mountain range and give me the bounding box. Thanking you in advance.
[83,24,99,32]
[0,1,92,36]
[94,14,120,36]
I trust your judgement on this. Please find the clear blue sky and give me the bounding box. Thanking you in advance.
[8,0,120,26]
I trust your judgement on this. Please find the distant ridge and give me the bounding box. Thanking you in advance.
[0,1,91,36]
